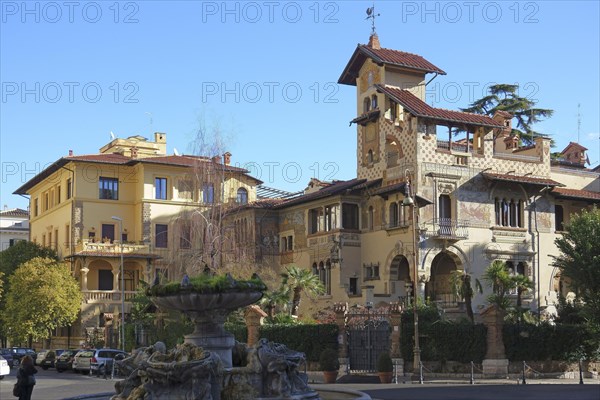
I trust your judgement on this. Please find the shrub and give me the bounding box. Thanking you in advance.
[259,323,338,362]
[377,352,393,372]
[318,348,339,371]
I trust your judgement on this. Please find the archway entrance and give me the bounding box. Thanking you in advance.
[427,252,459,307]
[389,255,412,304]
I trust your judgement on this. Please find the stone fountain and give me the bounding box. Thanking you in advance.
[110,273,321,400]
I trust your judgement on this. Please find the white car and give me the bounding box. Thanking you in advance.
[0,355,9,380]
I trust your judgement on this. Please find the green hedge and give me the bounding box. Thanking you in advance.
[503,323,595,361]
[401,319,487,363]
[225,323,338,362]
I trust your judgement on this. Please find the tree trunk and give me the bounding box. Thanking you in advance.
[291,287,302,316]
[465,293,474,323]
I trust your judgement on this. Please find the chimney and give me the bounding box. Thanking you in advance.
[223,152,231,166]
[212,155,222,164]
[367,33,381,49]
[68,150,73,156]
[492,111,513,136]
[131,147,138,159]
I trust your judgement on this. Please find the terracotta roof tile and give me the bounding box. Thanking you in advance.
[552,188,600,202]
[482,172,562,187]
[0,208,29,217]
[339,44,445,85]
[376,85,503,128]
[274,179,366,208]
[360,45,446,75]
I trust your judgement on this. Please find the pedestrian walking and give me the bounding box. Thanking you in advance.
[16,355,37,400]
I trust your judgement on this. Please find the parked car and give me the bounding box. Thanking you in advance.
[10,347,36,365]
[55,350,81,372]
[0,355,9,379]
[0,349,14,368]
[90,349,128,375]
[72,350,94,374]
[39,349,69,369]
[36,349,51,366]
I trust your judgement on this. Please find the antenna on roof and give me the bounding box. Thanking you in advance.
[145,112,153,128]
[577,103,581,143]
[174,148,180,156]
[110,131,116,140]
[365,3,379,34]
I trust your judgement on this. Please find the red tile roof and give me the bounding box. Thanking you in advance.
[14,153,261,194]
[339,45,445,85]
[376,85,503,128]
[0,208,29,217]
[482,172,562,187]
[361,46,446,75]
[274,179,367,208]
[551,188,600,202]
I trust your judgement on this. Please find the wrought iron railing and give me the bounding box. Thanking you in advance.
[424,218,470,240]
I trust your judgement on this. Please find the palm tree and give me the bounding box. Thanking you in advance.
[512,274,533,309]
[283,265,325,317]
[483,260,515,310]
[259,285,290,318]
[449,270,482,323]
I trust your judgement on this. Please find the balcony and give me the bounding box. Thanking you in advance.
[83,290,137,303]
[77,239,151,255]
[436,140,472,154]
[423,218,469,240]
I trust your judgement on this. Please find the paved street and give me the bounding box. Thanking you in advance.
[1,367,599,400]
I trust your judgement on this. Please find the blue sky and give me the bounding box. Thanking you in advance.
[1,1,599,210]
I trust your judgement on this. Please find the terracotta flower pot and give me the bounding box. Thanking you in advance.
[378,372,393,384]
[323,370,338,383]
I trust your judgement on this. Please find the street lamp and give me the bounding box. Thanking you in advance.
[111,216,125,352]
[402,176,421,372]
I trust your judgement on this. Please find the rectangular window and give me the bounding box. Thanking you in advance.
[54,229,58,249]
[99,177,119,200]
[88,231,96,241]
[342,203,359,230]
[44,192,49,211]
[34,198,39,216]
[178,180,193,200]
[203,183,214,203]
[102,224,115,243]
[67,178,72,199]
[155,177,168,200]
[180,224,191,249]
[155,224,168,248]
[555,205,564,231]
[57,186,61,204]
[65,225,70,249]
[98,270,114,290]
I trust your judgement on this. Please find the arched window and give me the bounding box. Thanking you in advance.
[495,198,523,228]
[367,149,374,164]
[371,94,378,109]
[364,97,371,113]
[236,187,248,204]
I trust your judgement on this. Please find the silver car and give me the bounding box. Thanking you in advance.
[72,350,94,374]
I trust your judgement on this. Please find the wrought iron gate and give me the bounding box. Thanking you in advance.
[347,306,391,372]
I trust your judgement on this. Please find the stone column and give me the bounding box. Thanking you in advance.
[481,305,508,376]
[244,305,267,347]
[333,303,348,358]
[81,266,89,291]
[390,302,404,377]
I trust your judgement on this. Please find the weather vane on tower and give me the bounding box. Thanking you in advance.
[366,4,380,34]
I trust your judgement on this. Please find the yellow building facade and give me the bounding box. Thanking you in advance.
[227,33,600,321]
[15,133,261,348]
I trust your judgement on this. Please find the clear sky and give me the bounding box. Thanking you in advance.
[1,0,599,210]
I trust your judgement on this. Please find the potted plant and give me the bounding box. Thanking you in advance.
[377,351,394,383]
[318,348,340,383]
